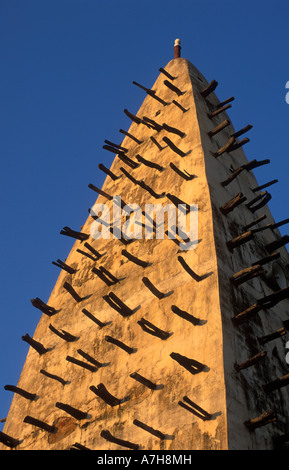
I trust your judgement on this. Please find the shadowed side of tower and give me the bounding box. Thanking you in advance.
[193,62,289,449]
[1,43,289,451]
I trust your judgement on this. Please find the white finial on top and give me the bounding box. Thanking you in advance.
[174,38,181,58]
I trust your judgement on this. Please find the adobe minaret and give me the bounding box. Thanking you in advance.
[1,40,289,450]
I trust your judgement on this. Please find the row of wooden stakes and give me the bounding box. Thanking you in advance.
[201,82,289,447]
[0,74,207,449]
[0,72,215,448]
[1,68,288,450]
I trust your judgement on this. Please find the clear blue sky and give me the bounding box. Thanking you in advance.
[1,0,289,430]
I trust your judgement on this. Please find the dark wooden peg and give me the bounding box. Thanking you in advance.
[105,335,137,354]
[89,383,130,406]
[214,136,235,157]
[66,355,98,372]
[171,305,202,326]
[169,162,196,180]
[244,410,276,430]
[100,430,140,450]
[163,79,185,96]
[77,248,98,262]
[231,265,264,286]
[162,123,185,138]
[4,384,37,401]
[208,104,231,119]
[172,100,189,113]
[271,218,289,230]
[227,137,250,153]
[142,276,174,299]
[30,297,57,317]
[63,282,88,303]
[234,351,267,371]
[220,192,246,215]
[232,304,261,325]
[258,327,286,345]
[120,165,138,184]
[129,372,163,390]
[142,116,163,132]
[243,159,270,171]
[70,442,91,450]
[124,108,142,125]
[119,129,143,145]
[136,154,164,171]
[178,256,213,281]
[77,349,110,368]
[165,229,187,248]
[132,81,168,105]
[246,191,272,213]
[60,226,89,241]
[55,402,89,420]
[49,324,78,342]
[252,179,278,192]
[244,214,267,231]
[263,373,289,394]
[162,136,188,157]
[92,266,120,286]
[0,431,20,448]
[104,139,128,153]
[178,396,212,421]
[170,352,206,375]
[103,292,139,317]
[221,167,244,187]
[22,333,48,355]
[88,183,113,201]
[137,179,166,199]
[147,91,168,106]
[132,80,152,94]
[133,419,173,440]
[84,242,104,260]
[117,152,140,169]
[216,97,235,109]
[208,119,230,138]
[166,193,191,213]
[40,369,68,386]
[159,67,177,80]
[231,124,253,139]
[102,144,124,156]
[121,249,151,267]
[23,415,56,433]
[120,168,140,186]
[82,308,112,328]
[137,318,172,340]
[220,136,249,155]
[251,223,276,235]
[99,266,122,284]
[200,79,218,98]
[98,163,122,181]
[226,231,254,251]
[52,259,77,275]
[150,136,166,151]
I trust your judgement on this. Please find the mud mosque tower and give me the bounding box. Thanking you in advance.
[1,40,289,450]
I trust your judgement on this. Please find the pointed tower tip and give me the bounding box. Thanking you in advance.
[174,38,181,58]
